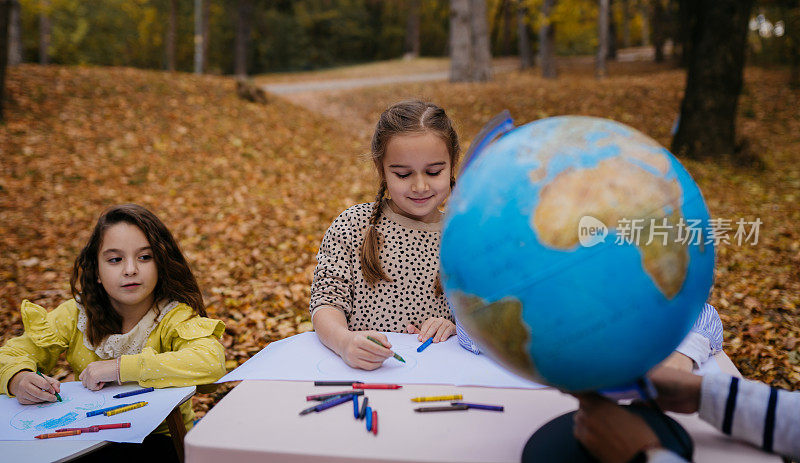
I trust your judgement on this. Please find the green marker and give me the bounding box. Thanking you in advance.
[36,370,62,402]
[366,336,406,363]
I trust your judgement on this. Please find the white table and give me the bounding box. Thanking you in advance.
[185,354,779,463]
[0,387,195,463]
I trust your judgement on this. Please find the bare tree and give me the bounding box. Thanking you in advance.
[621,0,631,48]
[39,0,50,65]
[194,0,204,74]
[449,0,492,82]
[517,0,533,69]
[672,0,755,161]
[405,0,421,58]
[8,0,20,65]
[166,0,177,71]
[450,0,471,81]
[235,0,252,77]
[596,0,609,78]
[651,0,666,62]
[470,0,492,81]
[539,0,556,78]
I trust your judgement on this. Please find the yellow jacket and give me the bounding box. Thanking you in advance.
[0,299,226,433]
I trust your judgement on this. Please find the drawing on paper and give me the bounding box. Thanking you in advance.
[315,347,418,374]
[10,393,106,431]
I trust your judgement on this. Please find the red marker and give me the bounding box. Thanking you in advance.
[353,383,402,390]
[372,410,378,435]
[55,423,131,432]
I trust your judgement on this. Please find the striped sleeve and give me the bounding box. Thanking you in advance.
[690,303,724,353]
[676,303,724,367]
[450,301,482,354]
[699,372,800,459]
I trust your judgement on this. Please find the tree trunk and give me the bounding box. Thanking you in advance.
[194,0,204,74]
[8,0,20,65]
[671,0,754,161]
[516,0,533,70]
[596,0,609,78]
[404,0,421,58]
[202,0,209,72]
[470,0,492,81]
[166,0,177,71]
[652,0,665,62]
[0,0,9,120]
[621,0,630,48]
[234,0,252,77]
[502,0,512,56]
[640,2,650,46]
[449,0,471,81]
[607,0,617,60]
[539,0,556,78]
[39,0,50,65]
[676,0,695,68]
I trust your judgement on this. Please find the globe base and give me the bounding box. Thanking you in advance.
[521,403,693,462]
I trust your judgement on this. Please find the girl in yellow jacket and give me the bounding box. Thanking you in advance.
[0,203,226,459]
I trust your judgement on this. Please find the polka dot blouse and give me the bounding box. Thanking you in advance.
[310,200,453,332]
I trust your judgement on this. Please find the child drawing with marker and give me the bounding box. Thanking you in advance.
[0,204,225,457]
[310,100,460,370]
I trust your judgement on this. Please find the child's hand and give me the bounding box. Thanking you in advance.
[79,359,120,391]
[340,331,393,371]
[406,317,456,343]
[8,370,60,404]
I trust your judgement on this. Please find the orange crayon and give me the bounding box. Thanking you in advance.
[35,429,81,439]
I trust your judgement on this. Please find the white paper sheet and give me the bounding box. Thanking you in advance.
[0,382,195,443]
[218,332,546,389]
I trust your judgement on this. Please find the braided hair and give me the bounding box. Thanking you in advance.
[359,100,460,296]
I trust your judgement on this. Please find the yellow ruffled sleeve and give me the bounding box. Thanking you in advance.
[0,300,75,396]
[118,305,226,387]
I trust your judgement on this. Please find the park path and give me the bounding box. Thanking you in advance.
[262,47,659,137]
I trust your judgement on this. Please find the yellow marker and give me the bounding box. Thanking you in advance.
[411,395,463,403]
[105,401,148,416]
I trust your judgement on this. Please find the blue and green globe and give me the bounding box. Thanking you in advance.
[441,116,715,391]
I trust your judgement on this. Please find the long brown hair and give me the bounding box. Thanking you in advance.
[70,204,206,346]
[360,100,460,295]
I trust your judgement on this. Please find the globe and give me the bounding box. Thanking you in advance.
[441,116,715,391]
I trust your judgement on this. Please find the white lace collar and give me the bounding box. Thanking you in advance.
[77,300,178,359]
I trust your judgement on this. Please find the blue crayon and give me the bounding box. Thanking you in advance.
[86,402,138,417]
[417,337,434,352]
[113,387,154,399]
[365,406,373,431]
[353,395,359,418]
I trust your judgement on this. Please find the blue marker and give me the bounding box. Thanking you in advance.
[417,337,433,352]
[365,406,373,431]
[353,395,359,418]
[86,402,139,417]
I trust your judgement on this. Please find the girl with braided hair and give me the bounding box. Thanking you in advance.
[310,100,460,370]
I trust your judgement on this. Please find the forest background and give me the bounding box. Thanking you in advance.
[1,0,799,417]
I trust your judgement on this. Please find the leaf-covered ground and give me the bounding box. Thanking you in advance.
[1,60,798,419]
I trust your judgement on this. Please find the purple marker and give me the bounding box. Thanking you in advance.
[451,401,504,412]
[299,394,354,415]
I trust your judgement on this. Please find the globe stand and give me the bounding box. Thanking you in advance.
[521,403,693,463]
